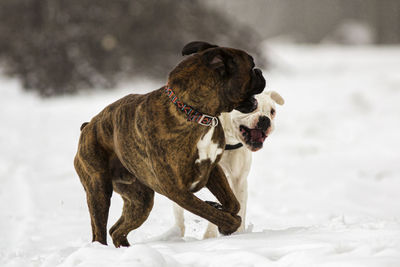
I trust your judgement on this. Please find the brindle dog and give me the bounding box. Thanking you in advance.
[74,41,266,247]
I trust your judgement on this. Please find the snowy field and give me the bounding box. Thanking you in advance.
[1,44,400,267]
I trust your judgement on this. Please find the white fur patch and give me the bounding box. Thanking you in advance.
[195,127,223,164]
[190,180,200,190]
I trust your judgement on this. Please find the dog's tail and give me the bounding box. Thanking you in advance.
[80,122,89,131]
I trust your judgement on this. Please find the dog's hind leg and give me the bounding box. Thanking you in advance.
[110,180,154,247]
[74,156,113,245]
[74,127,114,245]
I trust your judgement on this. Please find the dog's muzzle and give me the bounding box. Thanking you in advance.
[239,116,271,152]
[234,68,266,114]
[251,68,266,95]
[256,116,270,132]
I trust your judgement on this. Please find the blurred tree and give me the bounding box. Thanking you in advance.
[207,0,400,45]
[0,0,263,96]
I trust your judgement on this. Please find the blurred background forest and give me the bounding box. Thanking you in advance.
[0,0,399,96]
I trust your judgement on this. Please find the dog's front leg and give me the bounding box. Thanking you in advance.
[206,165,240,215]
[169,190,241,235]
[232,176,248,233]
[173,203,185,237]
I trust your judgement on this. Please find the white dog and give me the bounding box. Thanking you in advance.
[173,90,284,238]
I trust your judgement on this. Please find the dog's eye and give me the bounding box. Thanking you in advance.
[271,109,276,117]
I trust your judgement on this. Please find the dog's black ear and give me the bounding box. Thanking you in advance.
[182,41,218,56]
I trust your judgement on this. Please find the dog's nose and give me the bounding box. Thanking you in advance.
[254,68,262,75]
[257,116,270,131]
[251,68,265,94]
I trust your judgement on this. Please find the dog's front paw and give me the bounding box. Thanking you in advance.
[225,199,240,215]
[218,214,241,235]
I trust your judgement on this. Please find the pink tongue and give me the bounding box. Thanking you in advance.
[250,129,263,142]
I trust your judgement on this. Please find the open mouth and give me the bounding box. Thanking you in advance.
[239,125,267,151]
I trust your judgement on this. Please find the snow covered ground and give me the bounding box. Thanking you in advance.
[1,44,400,267]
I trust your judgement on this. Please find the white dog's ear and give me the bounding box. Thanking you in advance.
[268,91,285,105]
